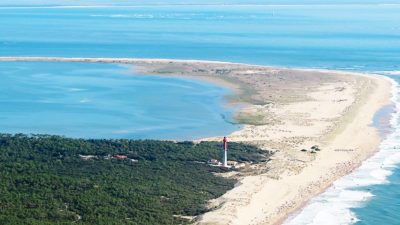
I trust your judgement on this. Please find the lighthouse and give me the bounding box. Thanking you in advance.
[223,137,228,167]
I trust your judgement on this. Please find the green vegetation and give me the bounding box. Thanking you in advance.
[234,113,268,126]
[0,134,270,224]
[153,70,173,74]
[222,76,261,105]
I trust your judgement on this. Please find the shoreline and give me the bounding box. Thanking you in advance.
[283,77,397,224]
[238,74,389,225]
[0,57,393,224]
[278,146,381,225]
[280,116,390,225]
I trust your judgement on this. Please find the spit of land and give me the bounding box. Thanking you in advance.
[0,57,392,224]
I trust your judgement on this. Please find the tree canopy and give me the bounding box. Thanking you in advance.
[0,134,270,224]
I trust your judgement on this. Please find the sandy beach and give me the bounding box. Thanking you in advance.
[0,57,392,224]
[197,75,391,225]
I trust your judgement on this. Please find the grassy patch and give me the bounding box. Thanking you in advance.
[234,113,268,126]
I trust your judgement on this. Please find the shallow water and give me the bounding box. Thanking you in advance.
[0,61,240,140]
[1,1,400,224]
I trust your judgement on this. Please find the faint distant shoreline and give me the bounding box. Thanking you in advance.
[0,56,233,65]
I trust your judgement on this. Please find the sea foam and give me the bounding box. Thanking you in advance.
[284,77,400,225]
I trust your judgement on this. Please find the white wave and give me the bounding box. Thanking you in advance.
[91,14,155,19]
[110,14,129,18]
[69,88,85,92]
[112,129,130,134]
[79,98,90,103]
[284,77,400,225]
[375,71,400,76]
[370,168,392,181]
[383,152,400,168]
[284,189,372,225]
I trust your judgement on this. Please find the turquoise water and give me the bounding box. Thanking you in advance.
[1,3,399,72]
[352,76,400,225]
[0,61,239,140]
[353,168,400,225]
[1,1,400,224]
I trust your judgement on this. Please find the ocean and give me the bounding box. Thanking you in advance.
[1,2,399,72]
[1,1,400,224]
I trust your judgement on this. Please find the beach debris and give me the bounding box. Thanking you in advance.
[300,149,307,152]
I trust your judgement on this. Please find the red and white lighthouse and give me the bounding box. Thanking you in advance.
[223,137,228,167]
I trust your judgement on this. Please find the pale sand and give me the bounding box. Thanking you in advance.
[0,57,392,224]
[196,74,391,225]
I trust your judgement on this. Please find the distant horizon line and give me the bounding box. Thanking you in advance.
[1,3,399,9]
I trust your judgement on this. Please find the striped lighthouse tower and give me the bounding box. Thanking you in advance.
[223,137,228,167]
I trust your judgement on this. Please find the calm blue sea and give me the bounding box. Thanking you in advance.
[1,1,400,224]
[0,61,240,140]
[1,2,399,72]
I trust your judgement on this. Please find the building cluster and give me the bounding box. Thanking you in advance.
[79,154,138,162]
[79,154,97,160]
[206,137,245,169]
[80,137,244,168]
[207,159,245,169]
